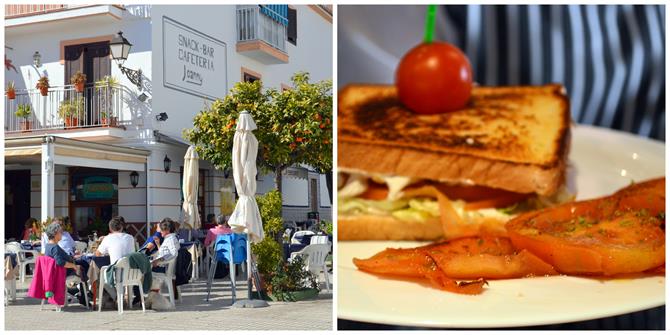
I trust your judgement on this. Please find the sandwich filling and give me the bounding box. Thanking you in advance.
[338,171,574,224]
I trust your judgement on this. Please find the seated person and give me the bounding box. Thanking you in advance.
[204,214,233,247]
[95,217,135,264]
[151,218,181,273]
[59,221,76,256]
[203,213,217,230]
[41,217,67,254]
[43,222,79,277]
[22,217,38,241]
[62,216,79,241]
[140,222,164,255]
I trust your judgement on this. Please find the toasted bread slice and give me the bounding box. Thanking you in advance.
[338,84,571,195]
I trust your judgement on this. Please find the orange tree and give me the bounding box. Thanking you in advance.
[184,72,332,196]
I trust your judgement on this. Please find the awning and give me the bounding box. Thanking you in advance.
[5,135,150,171]
[260,5,289,26]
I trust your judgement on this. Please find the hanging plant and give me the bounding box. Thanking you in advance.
[70,71,87,93]
[36,76,49,96]
[6,81,16,100]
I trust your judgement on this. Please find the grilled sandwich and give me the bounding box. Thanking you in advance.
[338,84,574,241]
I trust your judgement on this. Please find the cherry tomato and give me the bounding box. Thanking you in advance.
[396,42,473,114]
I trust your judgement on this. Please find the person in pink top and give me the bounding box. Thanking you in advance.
[204,214,233,247]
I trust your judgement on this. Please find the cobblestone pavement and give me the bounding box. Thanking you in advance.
[5,273,332,330]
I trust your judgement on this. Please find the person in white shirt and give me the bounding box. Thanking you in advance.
[95,217,136,264]
[151,218,180,273]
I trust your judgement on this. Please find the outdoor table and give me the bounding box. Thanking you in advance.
[79,254,110,308]
[4,254,17,271]
[5,254,18,303]
[180,241,201,280]
[20,242,41,254]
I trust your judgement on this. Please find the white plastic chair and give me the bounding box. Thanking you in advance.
[310,234,330,245]
[290,243,331,292]
[74,241,88,254]
[5,242,38,283]
[38,274,89,311]
[65,274,90,309]
[152,257,178,306]
[97,257,146,314]
[291,230,315,245]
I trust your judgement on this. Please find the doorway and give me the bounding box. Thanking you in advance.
[68,167,118,236]
[64,41,111,125]
[5,170,31,240]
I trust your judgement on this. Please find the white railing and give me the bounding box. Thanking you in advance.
[5,84,128,134]
[4,4,123,18]
[236,5,287,53]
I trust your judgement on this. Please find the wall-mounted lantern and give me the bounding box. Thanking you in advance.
[130,171,139,188]
[163,155,172,173]
[33,51,41,68]
[110,31,143,90]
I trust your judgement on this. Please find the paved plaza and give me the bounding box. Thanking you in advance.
[5,274,332,330]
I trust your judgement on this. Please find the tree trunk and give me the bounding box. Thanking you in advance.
[325,170,333,204]
[274,166,283,195]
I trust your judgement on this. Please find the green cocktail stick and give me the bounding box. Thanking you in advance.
[424,5,437,44]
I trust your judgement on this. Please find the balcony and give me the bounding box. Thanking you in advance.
[236,5,289,64]
[5,84,134,139]
[5,5,124,29]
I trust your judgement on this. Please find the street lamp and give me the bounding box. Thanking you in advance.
[130,171,139,188]
[163,155,172,173]
[110,31,143,90]
[33,51,41,68]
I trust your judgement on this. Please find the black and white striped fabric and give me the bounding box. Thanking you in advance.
[338,5,665,141]
[338,4,665,330]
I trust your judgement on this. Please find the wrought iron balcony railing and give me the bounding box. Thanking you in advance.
[5,84,130,134]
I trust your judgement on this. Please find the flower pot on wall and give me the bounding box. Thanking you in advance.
[19,120,32,132]
[64,118,79,128]
[39,87,48,96]
[100,116,118,127]
[7,90,16,100]
[74,82,85,93]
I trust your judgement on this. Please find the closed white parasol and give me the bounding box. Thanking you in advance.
[182,145,201,230]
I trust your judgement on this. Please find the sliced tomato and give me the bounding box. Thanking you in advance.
[435,184,530,203]
[358,182,389,200]
[505,178,665,276]
[353,236,557,294]
[360,181,531,209]
[463,192,532,210]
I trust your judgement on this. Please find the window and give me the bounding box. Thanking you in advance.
[242,67,262,83]
[287,7,297,46]
[243,72,260,83]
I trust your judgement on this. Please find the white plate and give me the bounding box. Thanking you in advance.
[337,125,666,328]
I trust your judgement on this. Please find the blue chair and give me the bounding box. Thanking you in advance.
[205,234,247,303]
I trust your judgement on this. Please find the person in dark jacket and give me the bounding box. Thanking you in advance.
[43,223,79,277]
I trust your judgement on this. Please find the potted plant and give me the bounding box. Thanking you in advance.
[99,111,118,127]
[6,81,16,100]
[70,71,87,93]
[36,76,49,96]
[95,75,118,88]
[15,104,32,131]
[267,257,319,302]
[251,190,284,292]
[95,76,118,126]
[58,97,85,128]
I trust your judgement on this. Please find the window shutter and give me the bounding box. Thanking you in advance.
[288,7,297,45]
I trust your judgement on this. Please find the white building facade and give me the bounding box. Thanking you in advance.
[4,4,333,241]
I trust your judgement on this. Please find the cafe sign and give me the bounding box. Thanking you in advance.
[162,16,227,100]
[82,176,115,200]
